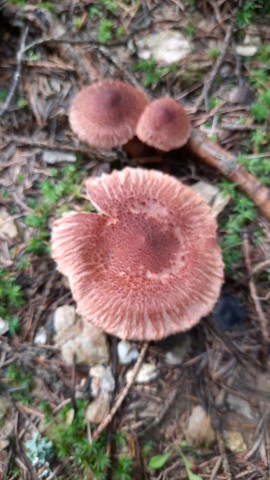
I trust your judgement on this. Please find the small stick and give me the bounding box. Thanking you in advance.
[187,129,270,220]
[93,341,149,438]
[243,233,269,343]
[216,430,232,480]
[0,25,29,117]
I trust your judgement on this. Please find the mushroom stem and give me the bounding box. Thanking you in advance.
[123,136,152,158]
[187,129,270,220]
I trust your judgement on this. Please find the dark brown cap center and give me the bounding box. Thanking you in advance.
[154,106,175,128]
[99,89,122,110]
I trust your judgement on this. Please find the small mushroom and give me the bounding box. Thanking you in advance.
[69,79,149,150]
[136,98,191,151]
[51,168,223,341]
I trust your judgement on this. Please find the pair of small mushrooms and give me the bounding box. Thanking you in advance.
[51,81,224,342]
[69,79,191,153]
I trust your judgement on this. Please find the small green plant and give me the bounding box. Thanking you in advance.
[237,2,254,27]
[185,21,196,37]
[24,164,83,256]
[72,16,84,30]
[0,88,8,101]
[35,2,55,12]
[98,18,113,44]
[27,50,41,62]
[99,0,117,12]
[46,401,110,479]
[88,6,100,17]
[132,60,176,87]
[207,47,219,60]
[0,269,24,331]
[43,401,133,479]
[5,363,31,403]
[250,89,270,123]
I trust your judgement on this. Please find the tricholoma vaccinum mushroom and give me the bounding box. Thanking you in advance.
[52,168,224,341]
[69,79,148,150]
[136,98,191,151]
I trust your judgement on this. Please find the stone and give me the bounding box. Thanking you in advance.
[223,430,247,452]
[89,365,115,395]
[54,305,109,366]
[42,150,76,164]
[54,305,77,340]
[33,327,47,345]
[227,394,254,420]
[117,340,139,365]
[126,363,157,384]
[186,405,215,447]
[137,30,192,65]
[235,45,258,57]
[61,327,108,366]
[0,209,18,240]
[85,391,110,424]
[0,318,9,335]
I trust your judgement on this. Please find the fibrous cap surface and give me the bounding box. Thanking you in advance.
[52,168,224,340]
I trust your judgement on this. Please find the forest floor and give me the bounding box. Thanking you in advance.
[1,1,270,479]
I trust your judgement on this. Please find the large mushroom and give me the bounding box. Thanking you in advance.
[52,168,224,341]
[136,98,191,151]
[69,79,149,150]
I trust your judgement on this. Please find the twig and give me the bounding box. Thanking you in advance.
[93,342,149,438]
[216,430,232,480]
[252,259,270,276]
[187,129,270,220]
[209,456,222,480]
[192,22,234,112]
[242,234,269,343]
[0,25,29,117]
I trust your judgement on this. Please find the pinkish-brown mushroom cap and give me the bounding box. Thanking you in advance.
[51,168,224,341]
[69,80,149,149]
[136,98,191,151]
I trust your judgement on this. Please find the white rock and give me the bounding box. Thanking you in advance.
[89,365,115,394]
[0,318,9,335]
[0,209,18,240]
[117,340,139,365]
[235,45,258,57]
[33,327,47,345]
[165,335,191,365]
[54,305,77,337]
[85,391,110,424]
[227,394,253,420]
[186,405,215,446]
[191,181,231,217]
[42,150,76,164]
[137,30,192,65]
[126,363,157,384]
[223,430,247,453]
[61,329,108,366]
[54,305,109,366]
